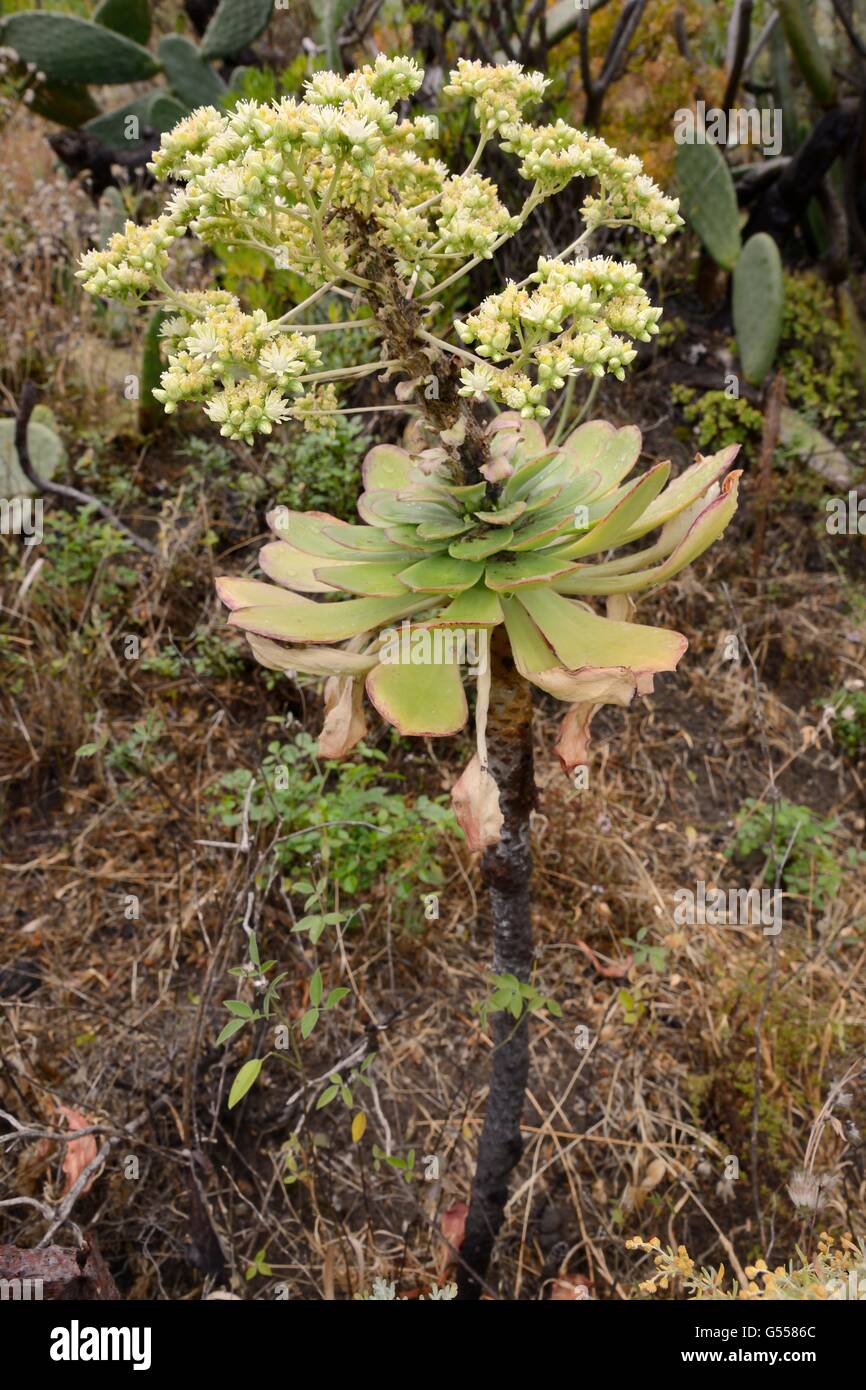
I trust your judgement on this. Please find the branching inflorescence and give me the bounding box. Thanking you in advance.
[78,56,740,846]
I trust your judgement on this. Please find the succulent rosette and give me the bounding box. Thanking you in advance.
[217,415,740,847]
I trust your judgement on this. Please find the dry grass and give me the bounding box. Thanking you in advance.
[3,457,865,1298]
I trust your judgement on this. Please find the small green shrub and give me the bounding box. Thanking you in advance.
[41,506,136,607]
[727,796,861,909]
[264,416,368,519]
[210,731,456,911]
[182,416,368,520]
[140,627,247,681]
[778,272,863,433]
[672,385,763,452]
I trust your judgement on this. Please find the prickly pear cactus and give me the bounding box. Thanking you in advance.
[93,0,152,46]
[85,91,189,150]
[0,12,158,84]
[1,1,273,140]
[676,140,742,271]
[158,35,227,109]
[733,233,785,386]
[199,0,274,60]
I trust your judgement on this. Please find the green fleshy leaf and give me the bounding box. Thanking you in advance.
[443,481,488,508]
[366,658,468,736]
[500,596,559,674]
[359,491,458,528]
[322,523,411,554]
[554,470,741,595]
[416,518,475,541]
[228,595,426,644]
[362,444,417,491]
[259,541,347,593]
[312,560,412,597]
[449,528,514,560]
[474,500,527,526]
[216,575,311,611]
[383,525,441,552]
[560,420,642,500]
[550,463,671,560]
[502,449,563,502]
[615,444,740,545]
[267,509,368,559]
[429,582,504,627]
[398,556,484,594]
[506,473,602,551]
[516,588,687,674]
[484,552,576,591]
[245,633,377,676]
[521,482,565,514]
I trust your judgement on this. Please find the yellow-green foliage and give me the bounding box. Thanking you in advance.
[567,0,726,181]
[672,384,763,451]
[779,272,863,431]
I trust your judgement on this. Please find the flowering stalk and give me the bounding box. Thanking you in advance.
[77,55,738,1296]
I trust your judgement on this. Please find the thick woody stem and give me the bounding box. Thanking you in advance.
[344,210,491,485]
[349,227,535,1291]
[457,626,535,1299]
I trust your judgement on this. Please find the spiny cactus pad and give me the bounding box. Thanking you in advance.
[733,233,785,386]
[199,0,274,60]
[157,35,227,111]
[676,140,742,271]
[1,13,158,85]
[93,0,152,46]
[85,91,190,149]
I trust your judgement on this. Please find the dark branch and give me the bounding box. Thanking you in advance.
[14,382,158,557]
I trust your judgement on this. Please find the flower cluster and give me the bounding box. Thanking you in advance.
[150,291,323,440]
[77,56,682,433]
[435,174,520,260]
[583,166,684,243]
[443,58,549,133]
[77,214,183,300]
[500,120,683,241]
[203,380,293,440]
[456,254,662,416]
